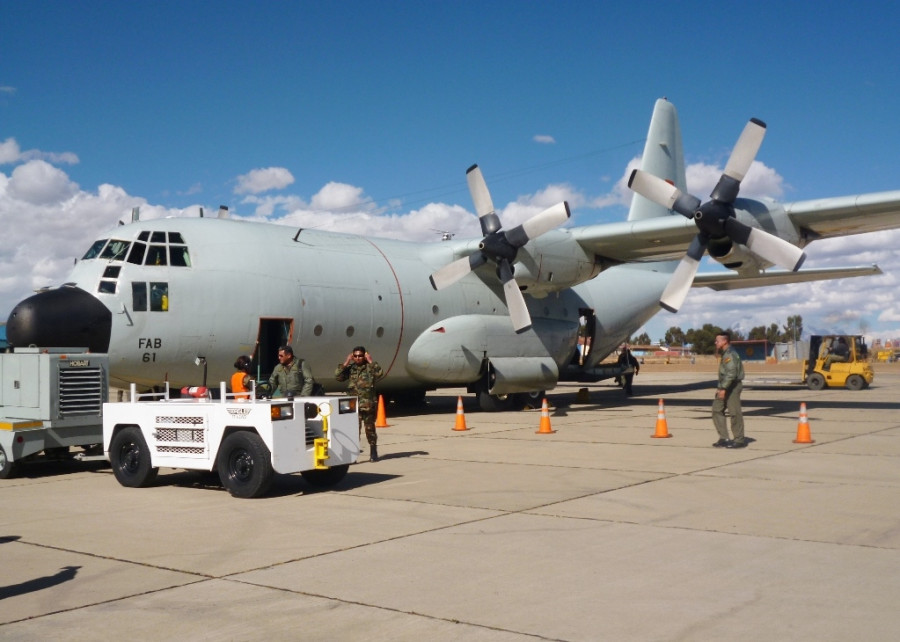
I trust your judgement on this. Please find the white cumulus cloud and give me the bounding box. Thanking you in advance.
[234,167,295,194]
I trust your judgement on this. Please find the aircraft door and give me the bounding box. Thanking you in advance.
[255,318,294,383]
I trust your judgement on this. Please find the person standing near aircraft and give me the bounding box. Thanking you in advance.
[269,345,314,397]
[231,355,252,400]
[616,344,640,395]
[335,347,384,462]
[712,331,746,449]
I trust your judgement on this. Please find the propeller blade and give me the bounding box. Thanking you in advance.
[466,164,501,235]
[498,260,532,332]
[504,202,570,248]
[744,227,807,271]
[660,235,706,313]
[721,218,806,271]
[723,118,766,182]
[429,253,488,290]
[628,170,700,218]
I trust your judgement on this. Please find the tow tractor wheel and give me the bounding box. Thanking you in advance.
[109,426,159,487]
[0,444,18,480]
[301,464,350,488]
[217,431,274,498]
[845,374,865,391]
[807,372,826,391]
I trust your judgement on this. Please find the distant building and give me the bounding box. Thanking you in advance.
[731,339,771,362]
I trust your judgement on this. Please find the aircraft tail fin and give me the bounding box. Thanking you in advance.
[627,98,686,222]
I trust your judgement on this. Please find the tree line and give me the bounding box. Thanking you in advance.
[629,315,803,355]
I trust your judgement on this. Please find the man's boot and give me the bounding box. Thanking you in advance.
[370,444,379,462]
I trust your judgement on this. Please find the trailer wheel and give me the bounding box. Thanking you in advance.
[301,464,350,488]
[845,374,865,391]
[807,373,826,391]
[217,431,273,498]
[109,426,159,488]
[0,444,19,480]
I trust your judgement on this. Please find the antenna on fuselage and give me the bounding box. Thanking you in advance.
[199,207,204,218]
[131,206,140,222]
[217,205,229,219]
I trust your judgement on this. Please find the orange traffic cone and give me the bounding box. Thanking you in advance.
[536,398,556,434]
[375,394,389,428]
[651,398,672,438]
[793,402,815,443]
[453,396,469,431]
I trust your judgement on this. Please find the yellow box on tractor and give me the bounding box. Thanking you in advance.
[801,335,874,391]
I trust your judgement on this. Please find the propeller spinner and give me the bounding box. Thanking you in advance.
[628,118,806,313]
[429,165,570,333]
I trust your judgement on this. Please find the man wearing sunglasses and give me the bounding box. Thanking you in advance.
[269,345,314,398]
[336,346,384,462]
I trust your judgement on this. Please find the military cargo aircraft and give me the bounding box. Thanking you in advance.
[6,99,898,410]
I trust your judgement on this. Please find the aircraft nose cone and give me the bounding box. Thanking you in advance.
[6,286,112,353]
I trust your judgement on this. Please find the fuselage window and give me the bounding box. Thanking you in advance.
[98,281,117,294]
[100,240,131,261]
[169,245,191,267]
[150,282,169,311]
[146,245,168,266]
[132,282,148,311]
[82,239,108,260]
[127,242,147,265]
[103,266,121,278]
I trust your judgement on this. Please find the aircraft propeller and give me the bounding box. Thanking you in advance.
[628,118,806,312]
[429,164,570,333]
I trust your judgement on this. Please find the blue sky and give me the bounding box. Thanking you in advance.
[3,1,900,344]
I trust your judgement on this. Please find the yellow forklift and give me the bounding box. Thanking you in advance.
[802,335,874,391]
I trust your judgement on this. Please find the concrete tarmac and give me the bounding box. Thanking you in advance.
[2,367,899,641]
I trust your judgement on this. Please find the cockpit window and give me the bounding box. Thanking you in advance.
[169,245,191,267]
[169,232,185,244]
[126,242,146,265]
[138,231,150,242]
[151,231,167,243]
[99,239,131,261]
[82,239,108,260]
[146,245,167,266]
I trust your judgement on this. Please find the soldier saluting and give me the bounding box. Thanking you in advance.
[336,346,384,462]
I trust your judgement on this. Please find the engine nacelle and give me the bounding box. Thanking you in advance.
[510,230,601,296]
[708,198,801,272]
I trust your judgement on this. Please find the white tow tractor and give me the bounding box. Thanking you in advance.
[103,383,360,498]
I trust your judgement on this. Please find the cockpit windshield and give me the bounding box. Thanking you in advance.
[80,232,191,267]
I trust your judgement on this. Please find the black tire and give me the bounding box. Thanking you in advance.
[515,390,546,409]
[845,374,865,391]
[478,390,515,412]
[301,464,350,488]
[0,444,18,480]
[217,431,274,498]
[109,426,159,488]
[807,373,826,391]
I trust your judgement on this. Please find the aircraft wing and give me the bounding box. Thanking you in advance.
[691,265,882,291]
[785,190,900,240]
[570,214,697,262]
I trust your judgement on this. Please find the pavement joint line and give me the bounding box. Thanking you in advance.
[221,578,559,641]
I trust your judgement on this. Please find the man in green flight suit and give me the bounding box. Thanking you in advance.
[335,346,384,462]
[712,331,747,449]
[269,345,314,398]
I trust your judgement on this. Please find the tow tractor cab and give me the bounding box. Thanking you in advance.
[103,382,359,498]
[801,335,874,391]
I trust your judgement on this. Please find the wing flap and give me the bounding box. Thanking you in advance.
[692,265,882,291]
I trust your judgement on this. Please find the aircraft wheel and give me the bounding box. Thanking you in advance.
[478,390,515,412]
[109,426,159,488]
[0,444,19,480]
[515,390,546,409]
[301,464,350,488]
[217,431,273,498]
[807,373,826,391]
[845,374,865,391]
